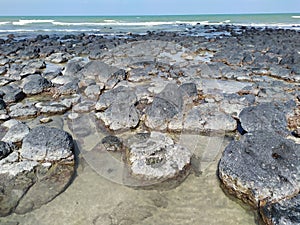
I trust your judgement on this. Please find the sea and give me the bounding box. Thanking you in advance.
[0,13,299,38]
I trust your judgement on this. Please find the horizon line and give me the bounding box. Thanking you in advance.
[1,12,299,17]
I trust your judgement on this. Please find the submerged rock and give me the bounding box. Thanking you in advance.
[127,132,192,181]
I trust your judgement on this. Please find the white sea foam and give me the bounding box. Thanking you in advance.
[52,20,214,27]
[292,16,300,19]
[103,19,118,23]
[0,22,10,25]
[13,20,55,26]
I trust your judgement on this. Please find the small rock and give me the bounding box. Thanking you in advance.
[101,135,123,151]
[39,117,53,124]
[0,141,15,160]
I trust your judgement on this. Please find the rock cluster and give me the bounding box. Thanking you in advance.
[219,101,300,224]
[0,26,299,222]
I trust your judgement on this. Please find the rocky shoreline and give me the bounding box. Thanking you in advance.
[0,25,299,224]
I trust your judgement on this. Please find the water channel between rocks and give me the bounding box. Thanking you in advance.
[1,117,256,225]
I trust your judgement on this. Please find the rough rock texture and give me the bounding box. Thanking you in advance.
[219,131,300,207]
[0,126,75,217]
[0,141,15,160]
[22,74,51,95]
[261,194,300,225]
[238,101,295,135]
[145,83,183,130]
[95,86,140,131]
[21,126,74,161]
[127,132,192,181]
[2,122,30,143]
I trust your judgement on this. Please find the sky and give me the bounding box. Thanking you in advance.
[0,0,299,16]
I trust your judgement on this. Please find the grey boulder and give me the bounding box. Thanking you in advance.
[219,131,300,208]
[20,126,74,161]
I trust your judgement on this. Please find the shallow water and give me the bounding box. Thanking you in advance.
[1,119,257,225]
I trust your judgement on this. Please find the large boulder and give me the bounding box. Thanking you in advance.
[261,194,300,225]
[80,60,126,88]
[238,101,295,136]
[21,126,74,161]
[145,83,183,130]
[0,126,75,216]
[219,131,300,208]
[22,74,51,95]
[95,86,140,131]
[127,132,192,181]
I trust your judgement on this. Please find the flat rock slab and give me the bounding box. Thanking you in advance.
[0,126,75,217]
[219,130,300,207]
[127,132,192,181]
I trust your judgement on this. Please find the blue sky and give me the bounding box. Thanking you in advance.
[0,0,299,16]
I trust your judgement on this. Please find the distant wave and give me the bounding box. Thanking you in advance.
[0,22,10,25]
[12,19,55,25]
[51,20,228,26]
[292,16,300,19]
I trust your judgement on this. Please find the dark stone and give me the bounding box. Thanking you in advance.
[22,74,51,95]
[21,126,74,161]
[261,194,300,225]
[145,83,183,129]
[179,83,198,97]
[0,85,25,104]
[238,101,295,136]
[0,99,6,110]
[57,81,79,95]
[63,60,83,77]
[101,135,123,151]
[219,131,300,208]
[0,141,15,160]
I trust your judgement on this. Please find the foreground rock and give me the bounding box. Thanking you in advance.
[219,101,300,224]
[127,132,192,182]
[219,131,300,207]
[0,126,75,216]
[261,194,300,225]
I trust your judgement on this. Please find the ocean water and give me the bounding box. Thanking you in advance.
[0,13,299,38]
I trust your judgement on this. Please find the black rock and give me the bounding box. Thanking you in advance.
[179,83,198,97]
[219,130,300,208]
[0,84,25,104]
[261,194,300,225]
[23,74,51,95]
[238,101,295,136]
[101,135,123,151]
[0,141,15,160]
[0,98,6,110]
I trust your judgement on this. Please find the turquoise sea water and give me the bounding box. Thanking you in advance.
[0,13,299,37]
